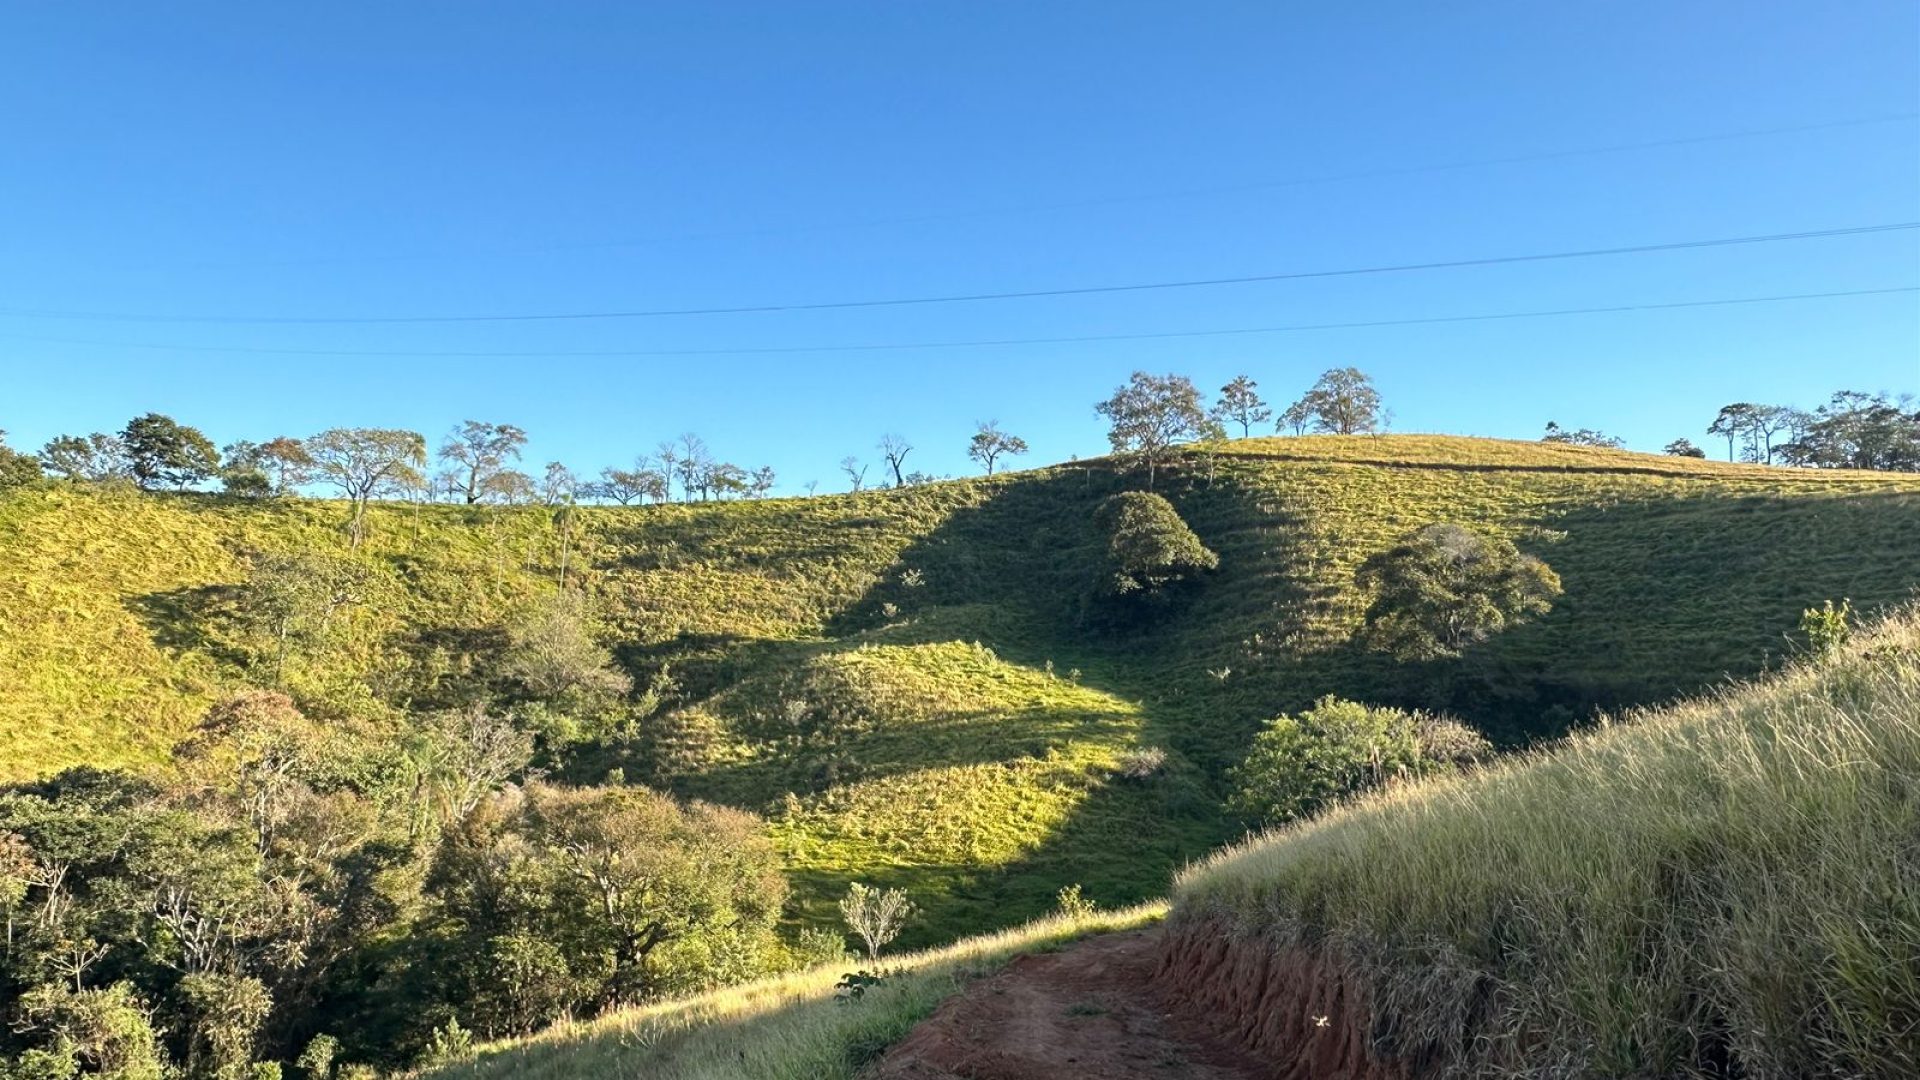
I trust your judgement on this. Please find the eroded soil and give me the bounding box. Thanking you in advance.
[866,928,1270,1080]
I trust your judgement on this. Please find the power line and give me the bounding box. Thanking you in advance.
[103,111,1920,271]
[5,286,1911,358]
[5,222,1914,326]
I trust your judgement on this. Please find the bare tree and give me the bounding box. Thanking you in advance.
[674,434,711,502]
[440,422,528,504]
[877,434,913,487]
[967,421,1029,475]
[840,456,869,492]
[654,441,682,503]
[539,462,578,506]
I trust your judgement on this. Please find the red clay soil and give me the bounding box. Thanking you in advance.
[866,928,1270,1080]
[867,922,1405,1080]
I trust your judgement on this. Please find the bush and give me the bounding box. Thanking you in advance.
[1800,598,1851,659]
[1054,883,1098,919]
[1228,696,1489,826]
[1092,492,1220,597]
[1113,746,1169,780]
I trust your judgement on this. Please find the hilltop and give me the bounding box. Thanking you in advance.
[5,434,1918,951]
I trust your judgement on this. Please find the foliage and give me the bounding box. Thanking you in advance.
[965,422,1027,475]
[1541,421,1623,448]
[838,884,915,962]
[1227,696,1487,825]
[1090,491,1219,599]
[121,414,219,491]
[1663,437,1707,458]
[293,1034,339,1080]
[1209,375,1270,437]
[1285,367,1381,435]
[303,429,427,546]
[37,434,129,483]
[1800,597,1851,659]
[1355,523,1561,660]
[1093,372,1216,487]
[497,591,632,715]
[1177,609,1920,1078]
[438,422,528,506]
[1776,390,1920,471]
[1052,883,1097,919]
[0,432,41,491]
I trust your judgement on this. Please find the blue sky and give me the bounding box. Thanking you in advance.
[2,2,1916,488]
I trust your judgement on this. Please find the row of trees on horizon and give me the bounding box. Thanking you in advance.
[2,372,1914,512]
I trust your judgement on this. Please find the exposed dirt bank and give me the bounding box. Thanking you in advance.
[1157,917,1404,1080]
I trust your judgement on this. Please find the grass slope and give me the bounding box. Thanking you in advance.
[419,904,1165,1080]
[1173,609,1920,1077]
[4,436,1918,947]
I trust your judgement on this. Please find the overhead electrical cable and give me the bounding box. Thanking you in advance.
[3,286,1911,359]
[2,222,1914,326]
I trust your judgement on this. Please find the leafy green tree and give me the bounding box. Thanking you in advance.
[11,982,167,1080]
[590,462,666,505]
[1287,367,1381,435]
[37,434,129,483]
[292,1034,338,1080]
[120,414,219,490]
[1706,402,1758,462]
[217,442,275,498]
[1663,438,1707,458]
[177,972,273,1080]
[238,554,374,681]
[0,431,43,490]
[1228,696,1489,825]
[1777,391,1920,471]
[1209,375,1271,437]
[1355,523,1561,660]
[966,421,1028,475]
[499,592,632,708]
[303,429,426,547]
[1092,491,1219,598]
[1094,372,1215,488]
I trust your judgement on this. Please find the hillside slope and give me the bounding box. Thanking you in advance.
[421,607,1920,1079]
[4,436,1918,945]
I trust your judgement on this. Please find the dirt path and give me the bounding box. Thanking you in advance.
[866,928,1268,1080]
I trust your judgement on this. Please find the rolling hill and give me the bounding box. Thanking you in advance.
[4,435,1918,948]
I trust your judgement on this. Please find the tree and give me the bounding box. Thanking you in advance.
[482,469,535,505]
[1541,421,1625,448]
[120,413,219,490]
[538,462,577,506]
[1092,491,1220,598]
[840,456,868,492]
[411,705,537,830]
[1227,696,1489,825]
[257,437,315,493]
[238,552,374,679]
[439,422,528,505]
[500,591,633,706]
[39,432,130,483]
[0,429,43,489]
[838,882,915,963]
[966,421,1028,475]
[877,434,913,488]
[1210,375,1271,437]
[217,441,275,497]
[592,462,666,505]
[1355,523,1562,660]
[1777,391,1920,471]
[1664,438,1707,458]
[1277,399,1313,436]
[1706,403,1759,462]
[303,428,426,547]
[516,784,787,1004]
[672,434,711,503]
[749,465,777,499]
[1093,371,1213,488]
[1287,367,1381,435]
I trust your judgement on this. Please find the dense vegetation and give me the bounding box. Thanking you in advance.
[1172,606,1920,1077]
[4,425,1919,1075]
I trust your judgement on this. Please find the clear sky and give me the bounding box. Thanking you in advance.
[2,2,1916,488]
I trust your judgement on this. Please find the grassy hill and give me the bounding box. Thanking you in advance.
[418,607,1920,1080]
[4,435,1918,947]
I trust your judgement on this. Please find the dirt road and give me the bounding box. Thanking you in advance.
[866,928,1268,1080]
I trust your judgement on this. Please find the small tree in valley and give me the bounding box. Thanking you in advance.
[1355,523,1561,660]
[839,882,915,962]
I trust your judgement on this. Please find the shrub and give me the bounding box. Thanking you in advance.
[1092,492,1220,597]
[1113,746,1169,780]
[294,1034,339,1080]
[1228,696,1489,826]
[1054,883,1098,919]
[1800,598,1852,659]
